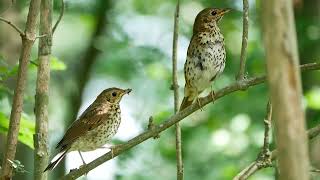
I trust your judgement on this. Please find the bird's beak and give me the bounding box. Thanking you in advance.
[124,88,132,95]
[220,8,231,16]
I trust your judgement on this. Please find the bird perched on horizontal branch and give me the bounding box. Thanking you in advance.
[44,87,131,172]
[180,8,230,111]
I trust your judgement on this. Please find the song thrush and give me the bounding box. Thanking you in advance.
[44,87,131,171]
[180,8,230,110]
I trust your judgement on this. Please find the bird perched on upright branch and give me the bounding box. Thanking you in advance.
[180,8,230,111]
[44,87,131,171]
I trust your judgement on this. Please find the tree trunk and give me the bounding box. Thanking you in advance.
[262,0,310,180]
[34,0,52,179]
[1,0,42,179]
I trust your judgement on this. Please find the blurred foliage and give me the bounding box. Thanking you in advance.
[0,112,35,149]
[0,0,319,180]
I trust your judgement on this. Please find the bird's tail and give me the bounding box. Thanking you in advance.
[44,150,68,172]
[179,96,194,111]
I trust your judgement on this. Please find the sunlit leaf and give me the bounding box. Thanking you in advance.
[0,112,35,149]
[50,56,67,71]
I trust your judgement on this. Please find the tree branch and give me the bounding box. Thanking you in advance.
[236,0,249,80]
[1,0,42,179]
[61,62,320,180]
[234,123,320,180]
[0,17,24,36]
[33,0,53,179]
[171,1,183,180]
[52,0,64,34]
[233,102,273,180]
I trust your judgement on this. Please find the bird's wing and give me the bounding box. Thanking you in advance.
[56,103,110,150]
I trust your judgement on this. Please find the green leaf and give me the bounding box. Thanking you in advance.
[0,112,35,149]
[50,56,67,71]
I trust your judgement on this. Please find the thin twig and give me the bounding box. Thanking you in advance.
[234,123,320,180]
[236,0,249,80]
[52,0,64,34]
[172,1,183,180]
[262,101,272,153]
[233,101,273,180]
[311,168,320,173]
[61,62,320,180]
[0,17,24,35]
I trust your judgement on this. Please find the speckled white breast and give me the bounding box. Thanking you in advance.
[70,105,121,152]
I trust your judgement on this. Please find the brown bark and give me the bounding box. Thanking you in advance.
[262,0,310,179]
[33,0,53,179]
[1,0,42,179]
[171,1,183,180]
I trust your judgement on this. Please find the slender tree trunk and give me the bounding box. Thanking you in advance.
[34,0,52,179]
[262,0,310,180]
[171,1,184,180]
[1,0,41,179]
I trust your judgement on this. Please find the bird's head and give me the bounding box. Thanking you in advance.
[97,87,132,104]
[193,8,231,33]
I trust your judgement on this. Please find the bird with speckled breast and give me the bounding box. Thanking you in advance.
[180,8,230,111]
[44,87,131,172]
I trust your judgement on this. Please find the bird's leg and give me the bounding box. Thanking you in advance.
[210,85,215,104]
[78,151,86,165]
[195,92,204,111]
[78,151,88,176]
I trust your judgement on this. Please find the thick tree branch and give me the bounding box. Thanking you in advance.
[52,0,64,34]
[33,0,53,179]
[1,0,42,179]
[236,0,249,80]
[234,123,320,180]
[171,1,183,180]
[61,62,320,180]
[0,17,24,35]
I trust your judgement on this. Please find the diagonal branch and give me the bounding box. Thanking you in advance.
[0,17,24,35]
[171,0,183,180]
[236,0,249,80]
[61,62,320,180]
[52,0,64,34]
[234,123,320,180]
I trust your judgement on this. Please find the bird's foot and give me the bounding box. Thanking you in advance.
[196,97,204,111]
[101,144,121,159]
[210,90,215,104]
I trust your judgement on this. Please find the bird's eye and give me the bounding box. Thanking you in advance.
[112,92,117,97]
[211,11,217,16]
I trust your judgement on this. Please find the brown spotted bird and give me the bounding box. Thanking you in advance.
[44,87,131,171]
[180,8,230,110]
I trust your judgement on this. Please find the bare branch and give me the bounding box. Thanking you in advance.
[234,122,320,180]
[0,17,24,35]
[171,1,183,179]
[236,0,249,80]
[52,0,64,34]
[233,102,273,180]
[61,62,320,180]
